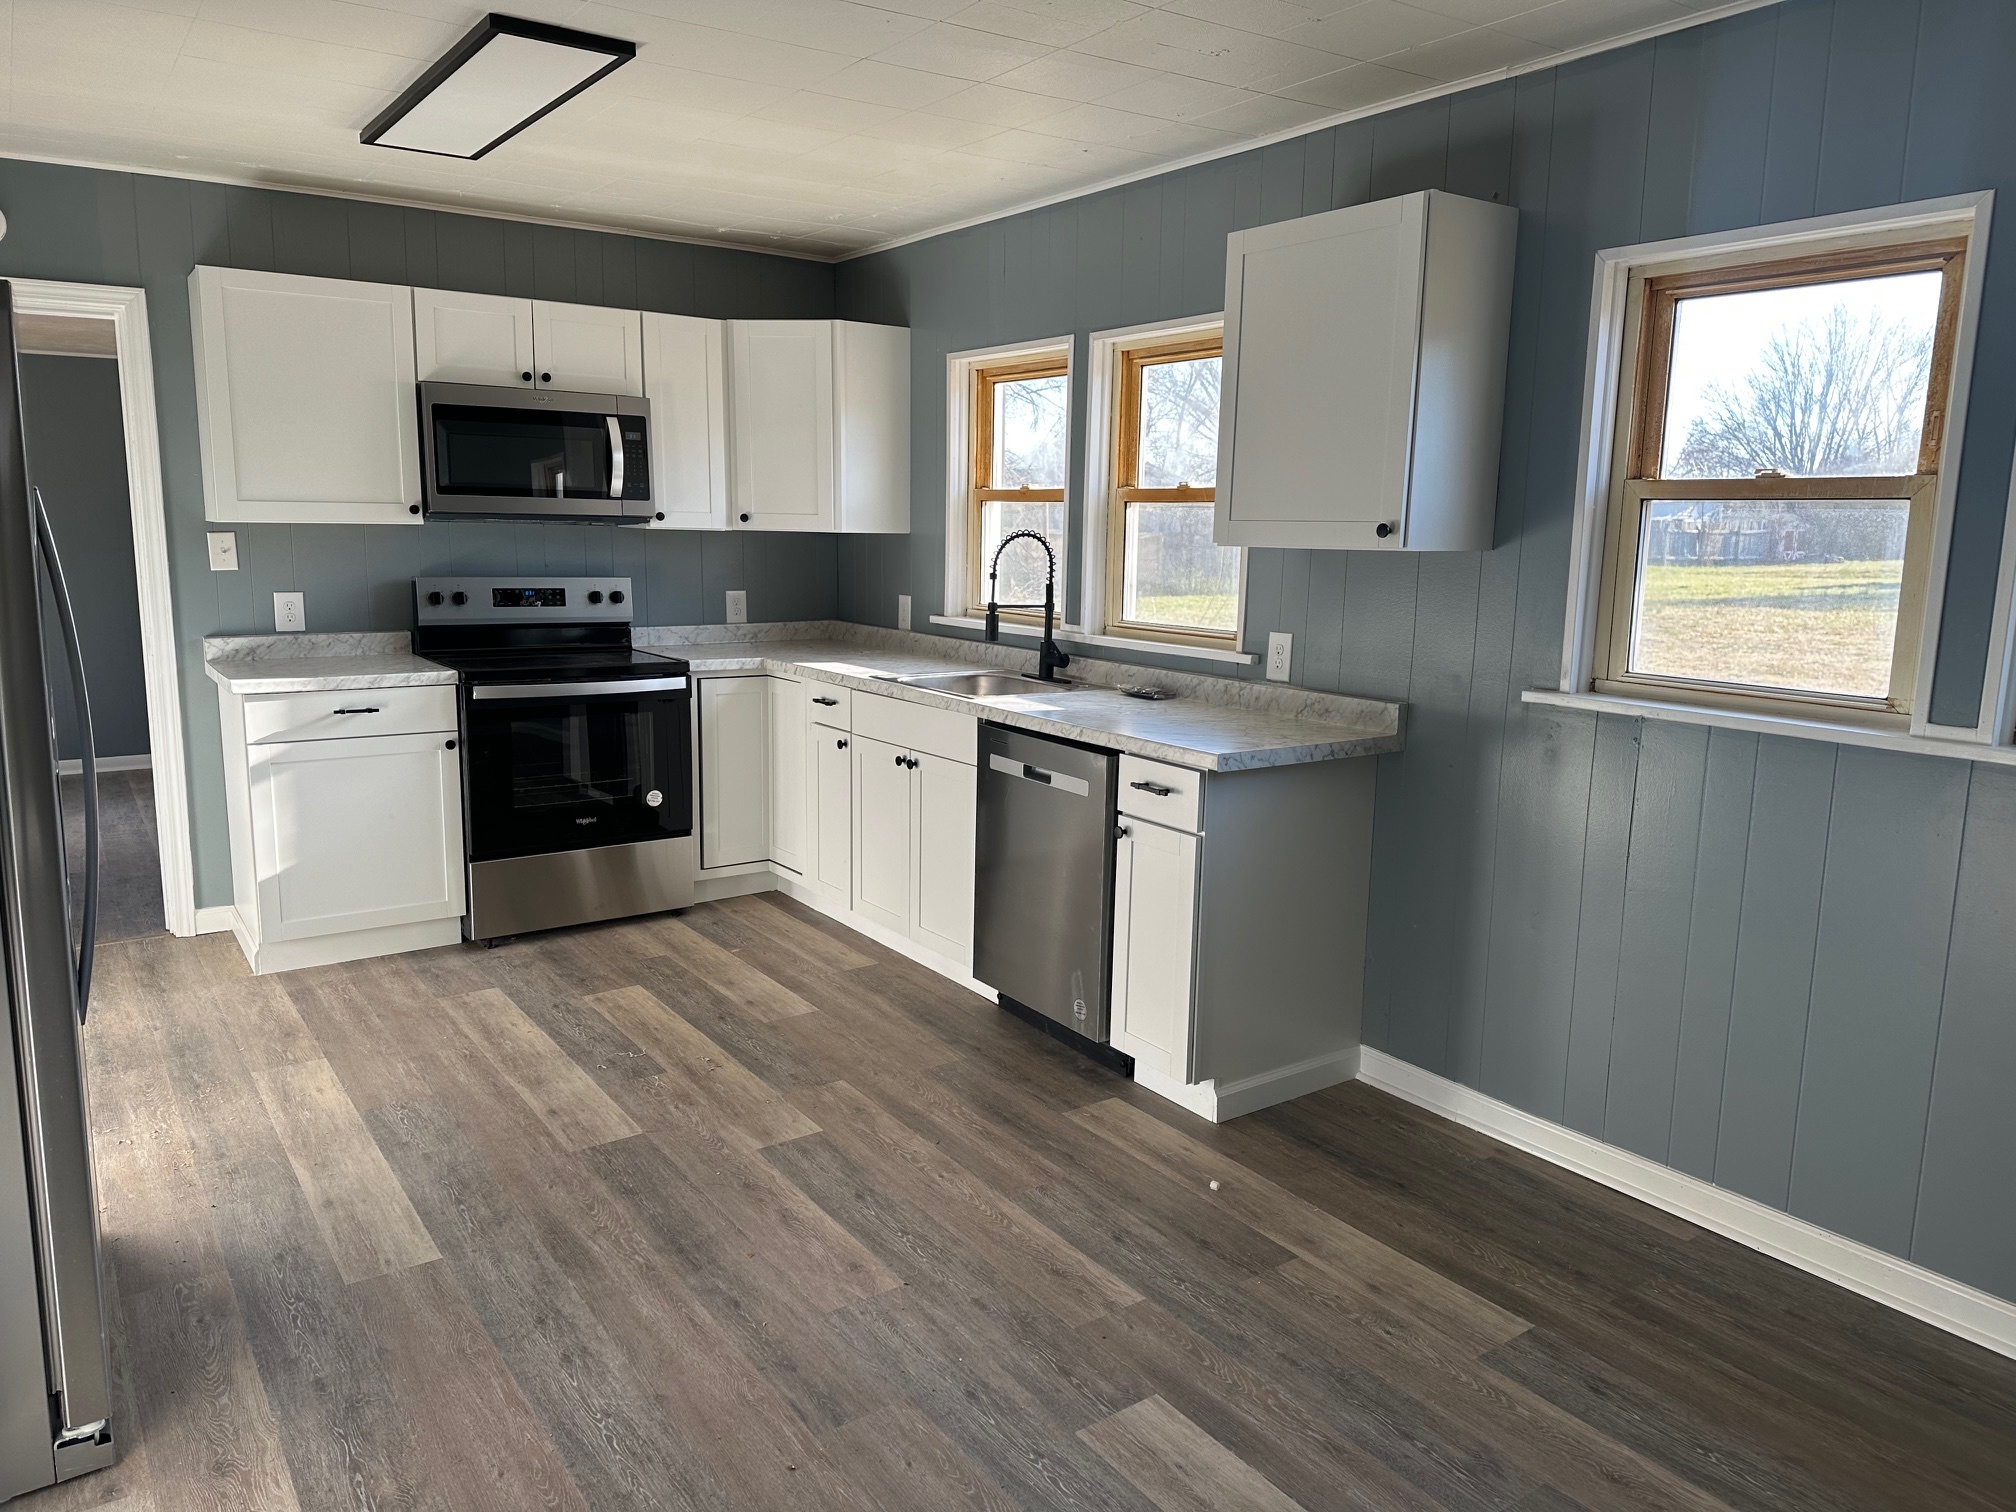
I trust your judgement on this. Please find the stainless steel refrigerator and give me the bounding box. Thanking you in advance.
[0,279,116,1501]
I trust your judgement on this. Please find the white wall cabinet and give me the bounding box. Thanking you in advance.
[699,676,772,870]
[768,674,807,876]
[414,288,643,395]
[726,319,909,533]
[191,267,423,525]
[215,680,463,974]
[1216,189,1516,552]
[534,300,644,395]
[643,311,730,529]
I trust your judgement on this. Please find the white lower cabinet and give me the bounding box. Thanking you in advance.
[911,752,977,962]
[768,675,806,876]
[845,701,976,968]
[216,681,464,974]
[851,734,914,934]
[811,721,853,903]
[1110,818,1200,1081]
[699,675,771,869]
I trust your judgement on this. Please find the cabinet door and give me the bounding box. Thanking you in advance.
[909,751,975,965]
[832,320,910,533]
[247,732,463,941]
[812,725,852,904]
[728,320,834,531]
[414,288,534,386]
[642,311,729,529]
[768,675,806,876]
[852,734,912,933]
[190,267,421,525]
[1110,819,1199,1080]
[699,676,770,869]
[533,300,644,395]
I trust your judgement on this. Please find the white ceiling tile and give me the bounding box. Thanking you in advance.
[600,12,857,87]
[944,0,1146,48]
[1399,0,1559,20]
[808,57,973,107]
[716,0,935,58]
[1187,88,1333,134]
[987,49,1161,101]
[600,60,794,115]
[752,89,905,131]
[1155,0,1333,39]
[1280,1,1469,61]
[867,22,1053,81]
[191,0,454,58]
[1093,72,1258,121]
[1274,57,1437,107]
[178,19,419,89]
[1072,11,1352,90]
[853,109,1003,148]
[923,81,1067,126]
[1383,23,1551,78]
[1496,0,1690,48]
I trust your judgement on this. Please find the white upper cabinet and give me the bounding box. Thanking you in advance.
[191,267,423,525]
[413,288,535,387]
[533,300,644,395]
[413,289,643,395]
[726,319,908,533]
[642,311,730,530]
[1216,189,1517,552]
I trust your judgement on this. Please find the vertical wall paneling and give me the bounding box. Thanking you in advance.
[1811,0,1918,215]
[1758,0,1832,224]
[1562,714,1642,1136]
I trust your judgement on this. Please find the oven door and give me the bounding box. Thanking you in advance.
[462,678,692,862]
[421,381,653,522]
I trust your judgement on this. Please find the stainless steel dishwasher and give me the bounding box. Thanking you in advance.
[973,723,1119,1043]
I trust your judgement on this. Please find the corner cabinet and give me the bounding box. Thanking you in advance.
[726,319,909,533]
[698,675,772,870]
[190,267,423,525]
[1215,189,1517,552]
[216,682,465,974]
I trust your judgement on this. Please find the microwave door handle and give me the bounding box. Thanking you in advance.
[607,416,624,500]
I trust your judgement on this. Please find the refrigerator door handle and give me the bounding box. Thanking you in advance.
[33,488,96,1021]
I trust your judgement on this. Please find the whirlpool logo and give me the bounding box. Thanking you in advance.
[575,816,598,826]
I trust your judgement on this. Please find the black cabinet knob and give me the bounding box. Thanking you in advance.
[609,589,625,604]
[587,590,603,604]
[540,372,552,383]
[837,738,847,750]
[426,591,443,605]
[739,513,750,523]
[1375,521,1394,539]
[409,503,421,514]
[445,739,457,750]
[654,511,665,521]
[450,591,468,605]
[521,371,532,382]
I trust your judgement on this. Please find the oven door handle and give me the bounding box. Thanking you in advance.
[607,416,624,500]
[470,675,688,701]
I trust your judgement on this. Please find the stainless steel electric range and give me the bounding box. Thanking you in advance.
[412,577,695,943]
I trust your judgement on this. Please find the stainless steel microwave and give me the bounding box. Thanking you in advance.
[419,381,654,523]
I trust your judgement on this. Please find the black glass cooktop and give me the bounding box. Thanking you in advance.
[417,646,690,685]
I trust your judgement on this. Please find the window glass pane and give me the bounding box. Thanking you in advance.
[1122,502,1240,633]
[980,498,1066,609]
[991,372,1068,489]
[1630,498,1909,698]
[1660,270,1942,479]
[1136,356,1221,487]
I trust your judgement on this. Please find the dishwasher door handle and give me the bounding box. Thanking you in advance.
[988,752,1090,797]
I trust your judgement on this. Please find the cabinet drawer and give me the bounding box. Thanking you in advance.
[243,685,457,745]
[1117,754,1203,832]
[853,690,976,765]
[804,683,851,728]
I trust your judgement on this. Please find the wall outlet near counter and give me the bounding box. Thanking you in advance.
[725,589,747,625]
[274,591,305,633]
[206,532,238,571]
[1266,631,1291,682]
[898,594,911,631]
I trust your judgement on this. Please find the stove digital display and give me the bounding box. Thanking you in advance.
[493,587,566,608]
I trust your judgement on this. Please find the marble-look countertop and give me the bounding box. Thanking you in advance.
[203,632,458,695]
[639,624,1403,771]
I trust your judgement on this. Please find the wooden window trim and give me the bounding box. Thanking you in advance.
[1593,238,1967,723]
[969,353,1068,619]
[1106,334,1235,646]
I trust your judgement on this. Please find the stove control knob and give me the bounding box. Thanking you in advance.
[587,590,604,604]
[450,591,468,606]
[645,789,663,808]
[609,589,626,605]
[426,591,443,606]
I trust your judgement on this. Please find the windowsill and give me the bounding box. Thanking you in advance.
[928,615,1258,666]
[1522,687,2016,765]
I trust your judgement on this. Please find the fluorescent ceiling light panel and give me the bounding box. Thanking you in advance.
[362,14,636,161]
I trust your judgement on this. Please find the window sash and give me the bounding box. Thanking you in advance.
[1107,335,1232,644]
[969,354,1068,618]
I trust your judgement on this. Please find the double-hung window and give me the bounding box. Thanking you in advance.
[1591,235,1969,724]
[967,352,1069,621]
[1103,329,1242,647]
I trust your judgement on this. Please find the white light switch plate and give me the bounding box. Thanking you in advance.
[1266,631,1292,682]
[273,591,305,633]
[897,594,911,631]
[206,531,238,571]
[725,589,747,624]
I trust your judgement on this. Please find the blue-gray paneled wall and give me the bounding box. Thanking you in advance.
[836,0,2016,1304]
[0,158,839,910]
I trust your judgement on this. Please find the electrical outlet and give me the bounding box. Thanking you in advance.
[206,531,238,572]
[274,591,305,633]
[897,594,912,631]
[725,589,747,625]
[1266,631,1292,682]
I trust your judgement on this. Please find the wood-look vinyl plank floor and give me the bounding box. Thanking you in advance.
[21,891,2016,1511]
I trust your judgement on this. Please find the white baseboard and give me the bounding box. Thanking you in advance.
[1357,1048,2016,1362]
[771,872,996,1001]
[190,904,236,937]
[1133,1047,1361,1123]
[693,869,783,904]
[57,753,151,776]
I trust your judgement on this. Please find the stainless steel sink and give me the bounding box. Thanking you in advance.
[899,671,1078,698]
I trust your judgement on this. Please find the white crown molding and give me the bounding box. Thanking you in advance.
[1357,1048,2016,1362]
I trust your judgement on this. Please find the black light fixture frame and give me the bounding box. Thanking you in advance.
[360,13,637,161]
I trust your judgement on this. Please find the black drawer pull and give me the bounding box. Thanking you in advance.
[1129,779,1175,797]
[812,696,838,706]
[334,706,381,715]
[837,738,848,750]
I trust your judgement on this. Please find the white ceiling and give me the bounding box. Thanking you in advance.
[0,0,1752,258]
